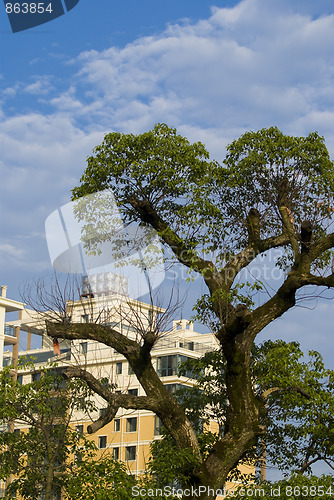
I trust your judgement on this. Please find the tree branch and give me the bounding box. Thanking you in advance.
[65,366,162,413]
[48,322,202,461]
[46,321,140,360]
[279,206,299,259]
[128,197,214,276]
[233,270,334,345]
[261,386,311,401]
[299,455,323,474]
[222,233,289,289]
[310,232,334,261]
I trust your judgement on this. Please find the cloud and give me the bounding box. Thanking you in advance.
[2,0,334,297]
[33,0,334,159]
[0,243,25,259]
[23,76,54,96]
[0,111,104,275]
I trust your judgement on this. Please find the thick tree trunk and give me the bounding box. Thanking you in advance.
[199,338,262,497]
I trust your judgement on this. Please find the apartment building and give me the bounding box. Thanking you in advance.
[0,277,253,497]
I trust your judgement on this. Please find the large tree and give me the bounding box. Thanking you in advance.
[46,124,334,500]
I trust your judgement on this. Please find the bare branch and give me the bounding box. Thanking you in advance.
[279,206,299,259]
[222,232,289,289]
[46,321,140,359]
[261,386,311,401]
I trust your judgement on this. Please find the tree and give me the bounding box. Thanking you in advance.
[148,341,334,485]
[45,124,334,500]
[0,361,171,500]
[253,340,334,476]
[64,454,137,500]
[0,363,96,500]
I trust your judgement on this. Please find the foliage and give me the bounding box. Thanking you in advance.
[149,433,203,488]
[72,124,334,279]
[0,363,95,499]
[72,123,216,259]
[0,363,175,500]
[221,128,334,243]
[253,340,334,475]
[149,341,334,483]
[64,454,136,500]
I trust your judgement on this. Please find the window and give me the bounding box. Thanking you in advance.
[81,314,89,323]
[125,445,136,461]
[32,372,41,382]
[50,368,67,389]
[53,488,62,500]
[156,355,177,377]
[80,342,88,354]
[101,377,112,389]
[17,374,23,385]
[75,425,84,434]
[154,416,162,436]
[128,388,138,396]
[98,436,107,449]
[164,383,183,394]
[164,384,188,403]
[116,362,122,375]
[156,355,194,378]
[113,447,119,460]
[197,418,204,433]
[179,341,195,350]
[126,417,137,432]
[148,309,153,326]
[114,419,120,432]
[128,363,135,375]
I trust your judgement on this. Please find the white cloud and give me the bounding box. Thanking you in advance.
[0,243,25,259]
[35,0,334,158]
[2,87,18,98]
[24,76,54,96]
[0,111,104,275]
[2,0,334,306]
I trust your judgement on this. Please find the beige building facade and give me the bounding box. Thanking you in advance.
[0,281,253,498]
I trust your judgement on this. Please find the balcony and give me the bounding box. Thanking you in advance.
[4,325,15,337]
[155,337,212,355]
[3,356,13,367]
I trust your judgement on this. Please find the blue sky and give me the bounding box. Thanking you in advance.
[1,0,334,478]
[1,1,334,325]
